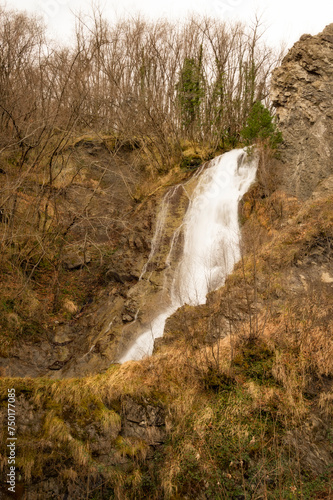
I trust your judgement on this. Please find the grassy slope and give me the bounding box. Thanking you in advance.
[0,146,332,499]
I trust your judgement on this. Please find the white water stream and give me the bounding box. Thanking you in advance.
[119,149,257,363]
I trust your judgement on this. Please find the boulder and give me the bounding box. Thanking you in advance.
[62,251,91,270]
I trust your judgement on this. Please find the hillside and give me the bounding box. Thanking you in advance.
[0,18,332,500]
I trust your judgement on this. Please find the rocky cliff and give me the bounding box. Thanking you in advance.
[271,23,333,199]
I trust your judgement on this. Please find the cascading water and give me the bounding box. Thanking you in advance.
[119,149,258,363]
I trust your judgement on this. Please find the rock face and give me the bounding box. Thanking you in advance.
[122,397,166,445]
[271,23,333,199]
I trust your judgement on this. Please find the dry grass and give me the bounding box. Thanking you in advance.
[0,293,332,497]
[0,175,332,498]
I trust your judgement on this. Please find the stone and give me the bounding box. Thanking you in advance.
[54,346,70,362]
[53,325,73,345]
[62,251,91,270]
[62,298,78,314]
[271,23,333,200]
[106,269,125,283]
[48,360,67,370]
[122,397,166,445]
[321,271,333,283]
[122,314,134,323]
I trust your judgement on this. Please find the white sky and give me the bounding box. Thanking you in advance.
[4,0,333,49]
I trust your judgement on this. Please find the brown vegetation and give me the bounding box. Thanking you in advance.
[0,6,332,500]
[0,6,282,356]
[0,167,332,498]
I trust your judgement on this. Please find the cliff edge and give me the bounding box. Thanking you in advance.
[271,23,333,199]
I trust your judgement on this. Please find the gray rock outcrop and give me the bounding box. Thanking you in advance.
[271,23,333,199]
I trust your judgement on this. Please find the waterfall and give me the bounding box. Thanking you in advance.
[139,185,180,280]
[118,149,258,363]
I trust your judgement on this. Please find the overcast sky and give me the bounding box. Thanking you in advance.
[4,0,333,49]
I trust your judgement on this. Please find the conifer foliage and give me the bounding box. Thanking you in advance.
[177,48,204,135]
[241,101,283,148]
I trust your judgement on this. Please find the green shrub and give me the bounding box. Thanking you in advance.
[232,338,275,384]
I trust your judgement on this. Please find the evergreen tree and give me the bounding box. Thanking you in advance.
[241,101,282,148]
[177,48,204,135]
